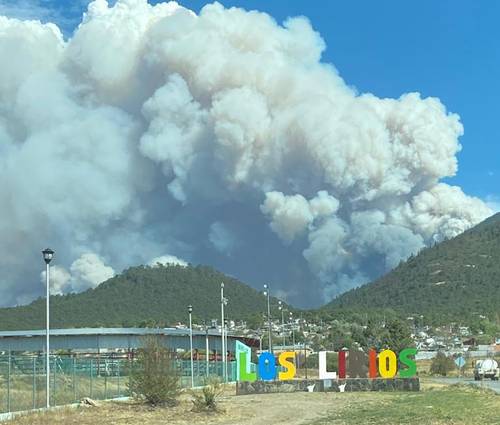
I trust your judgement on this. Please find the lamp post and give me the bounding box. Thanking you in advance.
[42,248,54,408]
[289,311,295,363]
[278,301,285,350]
[188,305,194,388]
[263,284,272,353]
[220,282,226,382]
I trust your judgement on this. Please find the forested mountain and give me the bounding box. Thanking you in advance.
[0,265,274,330]
[326,213,500,324]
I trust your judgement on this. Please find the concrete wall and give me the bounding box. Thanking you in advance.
[236,378,420,395]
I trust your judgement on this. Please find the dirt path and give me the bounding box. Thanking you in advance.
[218,392,349,425]
[9,392,351,425]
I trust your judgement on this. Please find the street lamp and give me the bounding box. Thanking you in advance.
[263,284,272,353]
[289,311,295,362]
[188,304,194,388]
[278,301,285,350]
[42,248,54,408]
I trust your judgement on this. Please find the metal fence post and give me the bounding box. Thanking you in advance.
[32,357,36,410]
[52,357,56,406]
[89,358,93,399]
[104,359,108,400]
[73,356,77,402]
[7,351,11,413]
[117,360,121,397]
[214,350,217,377]
[36,357,40,409]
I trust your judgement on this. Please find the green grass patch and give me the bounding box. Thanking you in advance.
[309,386,500,425]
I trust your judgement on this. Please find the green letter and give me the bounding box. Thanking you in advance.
[239,351,257,382]
[399,348,417,377]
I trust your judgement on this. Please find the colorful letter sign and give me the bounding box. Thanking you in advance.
[236,342,417,382]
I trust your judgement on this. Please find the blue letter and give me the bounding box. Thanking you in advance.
[258,352,276,380]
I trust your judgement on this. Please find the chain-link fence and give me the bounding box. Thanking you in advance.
[0,354,236,414]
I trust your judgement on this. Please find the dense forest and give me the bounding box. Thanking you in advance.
[326,213,500,325]
[0,264,278,330]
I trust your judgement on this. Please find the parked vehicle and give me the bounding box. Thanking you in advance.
[473,359,499,380]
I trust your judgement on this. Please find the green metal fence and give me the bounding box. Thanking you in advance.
[0,355,236,414]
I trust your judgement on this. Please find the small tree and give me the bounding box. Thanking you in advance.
[128,335,180,406]
[430,351,456,376]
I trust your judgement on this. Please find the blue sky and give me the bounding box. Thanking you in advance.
[1,0,498,209]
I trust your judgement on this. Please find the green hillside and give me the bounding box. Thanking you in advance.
[326,213,500,324]
[0,265,274,330]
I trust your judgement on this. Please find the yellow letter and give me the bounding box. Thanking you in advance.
[278,351,296,380]
[378,349,397,378]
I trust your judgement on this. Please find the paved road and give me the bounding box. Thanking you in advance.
[429,377,500,394]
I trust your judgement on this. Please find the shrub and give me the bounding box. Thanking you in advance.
[127,335,180,406]
[430,351,456,376]
[191,376,224,412]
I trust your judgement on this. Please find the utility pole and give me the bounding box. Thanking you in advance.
[224,318,229,380]
[263,284,272,353]
[205,322,209,377]
[278,301,285,349]
[290,311,295,364]
[220,282,226,382]
[304,338,308,379]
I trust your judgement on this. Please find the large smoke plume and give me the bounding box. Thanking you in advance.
[0,0,492,308]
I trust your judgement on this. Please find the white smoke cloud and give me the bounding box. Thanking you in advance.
[209,222,238,255]
[149,254,187,267]
[40,253,114,295]
[485,195,500,213]
[261,191,339,244]
[69,253,115,292]
[0,0,493,308]
[40,265,71,296]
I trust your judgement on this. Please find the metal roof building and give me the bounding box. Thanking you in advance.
[0,327,258,353]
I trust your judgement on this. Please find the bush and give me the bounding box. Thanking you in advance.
[127,336,180,406]
[430,351,456,376]
[191,376,224,412]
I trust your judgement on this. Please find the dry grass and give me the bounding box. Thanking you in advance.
[7,386,342,425]
[6,380,499,425]
[0,374,124,413]
[417,358,476,377]
[9,391,246,425]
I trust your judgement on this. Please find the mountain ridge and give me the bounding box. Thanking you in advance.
[0,264,277,331]
[325,213,500,323]
[0,213,499,330]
